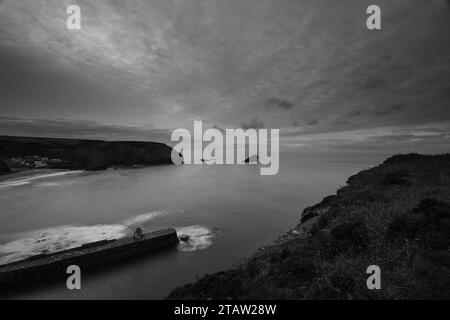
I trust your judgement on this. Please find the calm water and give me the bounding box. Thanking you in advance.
[0,151,386,299]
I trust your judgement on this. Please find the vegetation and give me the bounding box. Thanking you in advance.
[168,154,450,300]
[0,135,174,171]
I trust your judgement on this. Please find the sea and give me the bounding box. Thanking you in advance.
[0,151,388,299]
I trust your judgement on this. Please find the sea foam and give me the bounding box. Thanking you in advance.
[0,170,84,189]
[0,210,167,265]
[176,225,221,252]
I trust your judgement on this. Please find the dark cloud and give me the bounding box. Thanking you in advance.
[348,110,362,117]
[291,118,319,127]
[0,44,154,121]
[0,0,449,144]
[265,98,294,110]
[362,77,387,90]
[210,124,226,133]
[364,133,447,145]
[371,103,406,116]
[306,119,319,126]
[334,119,351,126]
[435,86,450,99]
[240,117,264,130]
[347,103,406,117]
[368,103,406,116]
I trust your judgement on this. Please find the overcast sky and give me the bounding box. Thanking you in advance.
[0,0,449,152]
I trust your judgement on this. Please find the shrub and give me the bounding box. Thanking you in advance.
[380,171,410,186]
[330,221,370,254]
[387,198,450,249]
[329,271,356,294]
[270,256,317,287]
[246,258,260,279]
[269,246,291,264]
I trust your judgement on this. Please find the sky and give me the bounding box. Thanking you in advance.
[0,0,449,153]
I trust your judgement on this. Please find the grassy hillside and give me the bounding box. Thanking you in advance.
[0,135,174,171]
[168,154,450,300]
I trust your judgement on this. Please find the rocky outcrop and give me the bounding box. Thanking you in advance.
[0,160,11,175]
[0,136,176,171]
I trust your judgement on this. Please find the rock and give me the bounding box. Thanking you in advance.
[179,234,190,242]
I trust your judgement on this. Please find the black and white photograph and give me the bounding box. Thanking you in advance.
[0,0,449,311]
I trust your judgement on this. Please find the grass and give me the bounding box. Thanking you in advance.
[168,154,450,300]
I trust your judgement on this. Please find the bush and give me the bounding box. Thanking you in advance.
[246,258,260,279]
[269,246,291,264]
[387,198,450,249]
[330,221,370,254]
[270,255,317,287]
[381,171,411,186]
[329,271,356,294]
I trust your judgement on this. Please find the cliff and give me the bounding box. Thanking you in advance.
[168,153,450,300]
[0,135,175,171]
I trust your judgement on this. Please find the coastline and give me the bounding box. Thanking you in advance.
[0,169,85,188]
[0,135,176,173]
[168,154,450,300]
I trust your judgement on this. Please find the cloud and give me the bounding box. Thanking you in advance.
[280,121,450,153]
[362,77,387,90]
[369,103,406,116]
[0,116,172,143]
[364,133,446,145]
[240,117,264,129]
[306,119,319,126]
[347,102,406,118]
[348,110,362,117]
[265,98,294,110]
[210,124,226,133]
[0,0,449,145]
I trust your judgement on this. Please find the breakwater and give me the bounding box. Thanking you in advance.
[0,228,179,290]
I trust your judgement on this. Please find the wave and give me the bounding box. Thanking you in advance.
[0,210,220,264]
[0,170,84,189]
[176,225,221,252]
[0,224,127,265]
[123,211,165,226]
[0,210,167,265]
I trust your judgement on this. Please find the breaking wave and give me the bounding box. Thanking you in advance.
[0,211,168,265]
[0,171,84,189]
[176,225,221,252]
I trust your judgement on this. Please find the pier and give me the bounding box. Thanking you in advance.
[0,228,179,290]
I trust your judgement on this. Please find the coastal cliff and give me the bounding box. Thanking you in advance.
[0,135,175,171]
[168,154,450,300]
